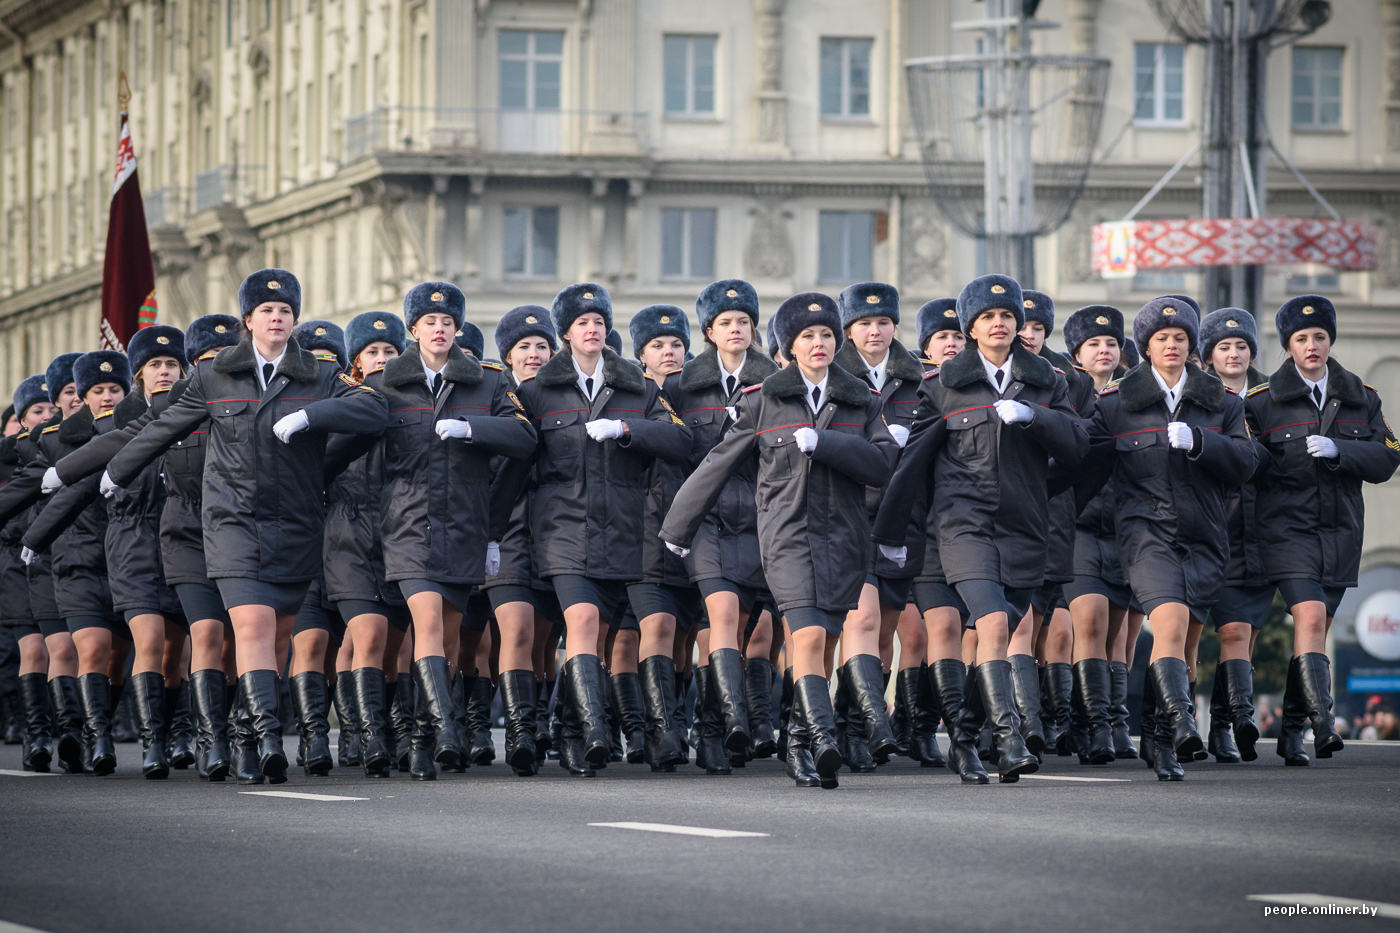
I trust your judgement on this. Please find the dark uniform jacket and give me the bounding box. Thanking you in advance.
[1212,365,1269,588]
[512,345,693,582]
[0,424,59,623]
[661,346,778,591]
[1075,362,1256,611]
[482,369,551,595]
[104,336,388,584]
[1244,357,1400,589]
[639,370,693,588]
[1068,365,1128,590]
[0,433,34,624]
[661,363,897,615]
[872,343,1088,591]
[1041,347,1097,586]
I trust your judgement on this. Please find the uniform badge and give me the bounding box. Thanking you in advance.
[525,315,538,324]
[157,335,170,344]
[100,361,112,372]
[507,391,524,411]
[726,289,738,298]
[338,373,362,387]
[867,295,880,305]
[659,396,684,425]
[990,284,1006,295]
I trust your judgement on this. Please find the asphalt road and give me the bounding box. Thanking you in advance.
[1,733,1397,933]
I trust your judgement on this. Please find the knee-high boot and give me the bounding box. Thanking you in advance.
[694,663,730,774]
[776,667,794,761]
[601,666,623,763]
[240,670,288,783]
[534,676,553,762]
[291,672,333,776]
[1038,665,1059,754]
[933,661,988,784]
[842,654,898,763]
[111,680,138,744]
[409,679,437,782]
[1276,656,1310,766]
[976,660,1039,782]
[230,680,262,784]
[1043,662,1074,757]
[191,669,230,781]
[610,670,646,765]
[19,673,53,772]
[670,670,690,764]
[784,678,820,789]
[412,656,463,768]
[555,666,594,777]
[466,672,497,766]
[1139,670,1157,767]
[389,675,414,772]
[132,671,170,779]
[707,647,751,754]
[1008,654,1046,757]
[793,675,840,789]
[1148,658,1202,759]
[1219,658,1259,761]
[1208,666,1241,763]
[77,672,116,775]
[1151,698,1185,781]
[1297,652,1344,758]
[354,667,393,777]
[49,676,84,774]
[639,655,686,770]
[891,667,913,757]
[1109,661,1137,759]
[911,663,946,768]
[499,669,538,776]
[835,668,874,773]
[564,654,611,769]
[746,658,778,759]
[165,680,197,769]
[334,671,362,767]
[547,674,565,761]
[1073,658,1115,765]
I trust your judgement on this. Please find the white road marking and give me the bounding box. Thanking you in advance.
[240,791,368,801]
[1248,894,1400,919]
[0,919,60,933]
[1017,774,1130,783]
[589,821,769,838]
[0,769,61,777]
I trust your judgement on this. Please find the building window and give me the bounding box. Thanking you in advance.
[663,35,716,116]
[818,210,874,282]
[225,0,234,48]
[499,31,563,111]
[503,205,559,278]
[1133,43,1184,125]
[1286,271,1340,292]
[661,208,716,280]
[820,38,872,118]
[1132,270,1186,291]
[1292,47,1342,129]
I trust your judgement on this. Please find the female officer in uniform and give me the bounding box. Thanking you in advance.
[1245,296,1400,765]
[873,275,1087,784]
[664,293,897,790]
[102,269,388,785]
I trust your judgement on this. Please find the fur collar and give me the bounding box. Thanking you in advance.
[213,336,319,383]
[0,434,18,463]
[1038,345,1079,386]
[1267,357,1365,407]
[938,342,1058,391]
[57,404,95,444]
[679,346,778,393]
[761,360,875,407]
[833,338,924,385]
[1117,361,1227,413]
[381,341,483,390]
[114,391,149,430]
[535,344,646,395]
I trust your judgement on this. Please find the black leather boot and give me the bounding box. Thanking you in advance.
[333,671,362,767]
[670,670,690,764]
[49,676,84,773]
[694,663,730,774]
[0,691,19,745]
[132,671,170,779]
[1008,654,1046,757]
[409,682,437,781]
[1068,663,1091,764]
[892,667,912,757]
[1109,661,1137,759]
[412,657,463,768]
[1208,666,1241,763]
[610,670,646,764]
[638,656,686,770]
[534,677,552,762]
[291,673,333,776]
[1073,659,1115,765]
[1043,662,1072,757]
[240,670,288,783]
[776,667,793,760]
[1151,704,1185,781]
[556,667,594,777]
[499,669,538,776]
[445,673,472,772]
[836,668,875,773]
[78,673,116,775]
[18,673,53,772]
[794,674,841,789]
[932,660,988,784]
[389,676,413,772]
[842,654,898,763]
[745,657,778,759]
[165,680,197,769]
[977,660,1039,782]
[601,667,623,763]
[1219,658,1259,761]
[1038,665,1058,754]
[1148,658,1202,760]
[1277,656,1310,766]
[1187,680,1208,760]
[230,681,263,784]
[707,647,751,754]
[911,664,946,768]
[466,672,497,766]
[1139,672,1157,767]
[784,680,820,788]
[547,675,565,761]
[1297,652,1344,758]
[190,669,230,781]
[111,680,138,743]
[353,667,393,777]
[564,655,611,769]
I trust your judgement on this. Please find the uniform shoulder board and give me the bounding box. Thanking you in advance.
[1245,383,1269,397]
[741,383,762,394]
[314,352,339,362]
[16,431,28,440]
[1099,379,1121,396]
[150,386,171,395]
[922,368,940,380]
[198,350,220,361]
[1052,365,1066,376]
[481,360,503,371]
[518,372,537,383]
[1072,363,1089,374]
[41,424,59,434]
[337,373,365,388]
[1365,383,1381,395]
[95,410,114,420]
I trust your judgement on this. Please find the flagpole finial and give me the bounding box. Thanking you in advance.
[117,71,131,110]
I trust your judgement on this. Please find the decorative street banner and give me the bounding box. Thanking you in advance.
[99,78,157,351]
[1092,218,1379,279]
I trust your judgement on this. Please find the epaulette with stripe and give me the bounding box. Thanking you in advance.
[16,431,28,440]
[481,361,503,371]
[41,425,59,434]
[518,373,537,382]
[150,386,171,395]
[1052,365,1066,376]
[198,350,220,361]
[1099,378,1122,396]
[741,383,762,394]
[338,373,373,389]
[1072,363,1089,374]
[1246,383,1269,397]
[95,410,114,420]
[1365,383,1380,394]
[314,352,340,362]
[922,368,941,380]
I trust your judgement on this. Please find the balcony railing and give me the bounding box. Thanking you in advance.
[193,164,267,214]
[344,107,650,161]
[143,187,192,228]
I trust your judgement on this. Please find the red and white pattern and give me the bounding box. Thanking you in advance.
[110,112,137,199]
[1092,218,1379,277]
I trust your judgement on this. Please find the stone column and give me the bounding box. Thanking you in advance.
[1064,0,1104,56]
[1382,0,1400,153]
[622,177,644,282]
[753,0,787,153]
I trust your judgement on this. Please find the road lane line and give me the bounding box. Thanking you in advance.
[0,769,61,777]
[240,791,369,801]
[589,821,769,838]
[1017,774,1130,782]
[1247,894,1400,919]
[0,919,61,933]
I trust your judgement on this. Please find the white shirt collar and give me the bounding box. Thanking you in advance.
[573,353,602,401]
[800,370,829,414]
[1152,366,1187,412]
[254,345,286,391]
[423,358,446,394]
[1301,370,1328,408]
[978,351,1013,395]
[865,349,890,392]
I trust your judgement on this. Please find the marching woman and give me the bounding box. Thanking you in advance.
[873,275,1087,783]
[482,304,564,775]
[102,270,388,784]
[1245,296,1400,765]
[1070,297,1256,780]
[662,280,777,773]
[509,284,692,776]
[1199,309,1270,763]
[664,293,897,789]
[361,282,536,781]
[831,282,922,771]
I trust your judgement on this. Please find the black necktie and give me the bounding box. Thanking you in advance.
[812,386,821,411]
[995,369,1005,389]
[585,377,594,400]
[1313,385,1323,408]
[262,363,274,388]
[725,375,736,398]
[432,373,443,396]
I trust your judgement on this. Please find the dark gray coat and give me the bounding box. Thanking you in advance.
[1041,347,1097,585]
[0,434,33,624]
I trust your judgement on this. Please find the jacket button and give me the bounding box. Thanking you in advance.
[962,417,969,423]
[1286,433,1291,438]
[1134,440,1139,446]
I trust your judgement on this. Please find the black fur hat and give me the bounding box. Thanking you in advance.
[916,299,961,353]
[494,305,558,359]
[552,283,613,337]
[629,305,690,355]
[347,312,408,366]
[1134,296,1200,354]
[127,325,187,376]
[186,315,241,363]
[238,268,301,320]
[1159,293,1202,327]
[73,350,132,399]
[1275,294,1336,348]
[12,375,49,420]
[1200,308,1259,360]
[455,321,485,359]
[44,352,82,403]
[767,317,782,360]
[404,281,466,331]
[1123,338,1141,369]
[838,282,899,329]
[696,279,760,334]
[1063,305,1125,357]
[1021,289,1055,334]
[606,329,623,355]
[294,319,347,369]
[772,293,844,361]
[956,274,1024,334]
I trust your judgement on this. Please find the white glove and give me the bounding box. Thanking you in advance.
[726,406,740,423]
[485,541,500,576]
[585,419,627,442]
[1306,435,1339,459]
[879,545,907,568]
[100,471,118,498]
[793,427,819,453]
[887,424,910,448]
[993,399,1034,425]
[20,546,35,566]
[436,419,472,440]
[41,467,61,494]
[273,410,310,443]
[665,541,691,558]
[1167,422,1194,450]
